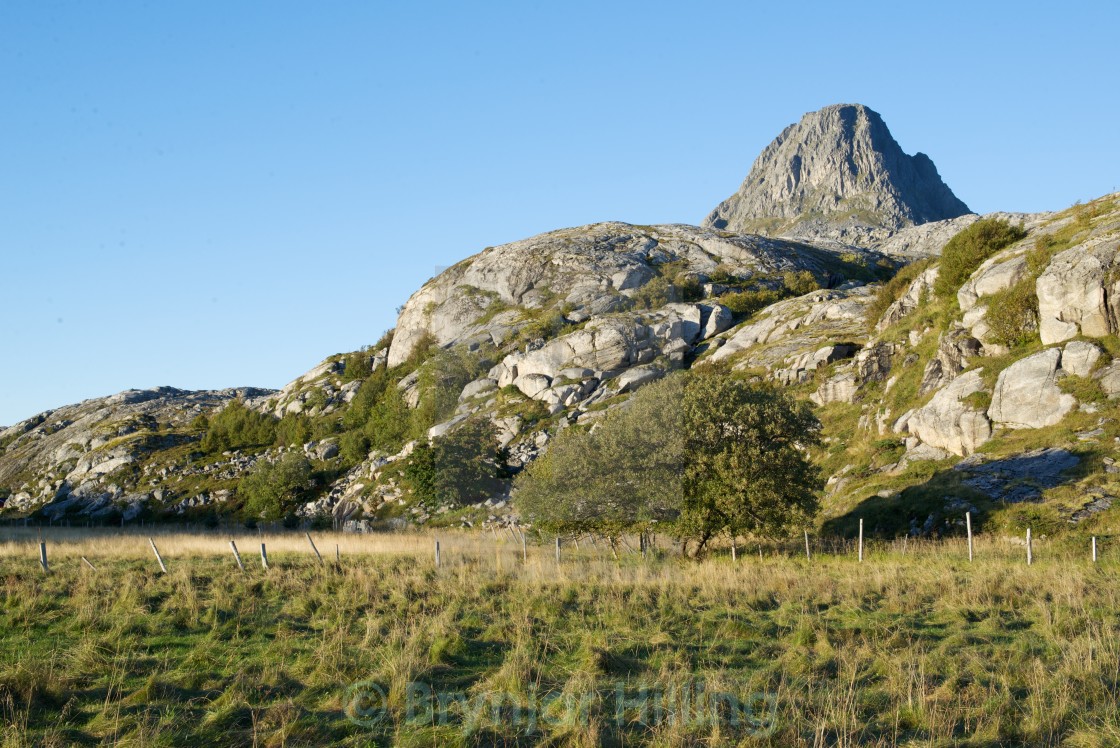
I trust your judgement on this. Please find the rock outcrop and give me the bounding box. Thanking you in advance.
[386,221,884,367]
[906,369,992,456]
[703,104,971,243]
[1037,236,1120,344]
[988,348,1077,429]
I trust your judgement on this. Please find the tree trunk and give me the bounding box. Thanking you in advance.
[693,529,713,559]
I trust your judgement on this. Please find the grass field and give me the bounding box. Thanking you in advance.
[1,528,1119,747]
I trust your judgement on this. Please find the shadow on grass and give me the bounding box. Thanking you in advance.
[823,448,1086,539]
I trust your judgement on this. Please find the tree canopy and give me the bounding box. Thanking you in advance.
[514,367,823,555]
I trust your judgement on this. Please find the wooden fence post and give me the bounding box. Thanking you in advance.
[229,540,244,571]
[1026,528,1033,566]
[434,539,441,568]
[1092,536,1098,564]
[336,544,341,564]
[519,529,527,563]
[858,519,864,563]
[39,542,48,573]
[555,537,561,564]
[260,543,270,570]
[149,538,167,574]
[804,530,811,562]
[305,533,324,565]
[731,539,737,562]
[966,512,973,563]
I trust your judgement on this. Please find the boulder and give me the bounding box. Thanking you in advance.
[1036,241,1120,344]
[1095,361,1120,398]
[988,348,1076,428]
[513,373,552,399]
[907,370,991,456]
[957,255,1028,312]
[1061,340,1102,378]
[459,378,498,401]
[854,342,896,384]
[775,344,859,385]
[811,371,858,405]
[919,330,982,394]
[699,304,734,340]
[615,366,665,394]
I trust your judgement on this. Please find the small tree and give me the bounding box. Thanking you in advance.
[514,367,822,556]
[405,417,501,506]
[678,367,822,556]
[200,400,277,454]
[239,453,312,520]
[515,374,685,540]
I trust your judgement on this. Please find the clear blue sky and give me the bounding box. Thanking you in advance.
[3,1,1118,426]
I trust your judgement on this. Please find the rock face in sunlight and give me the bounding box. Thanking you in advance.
[703,103,972,248]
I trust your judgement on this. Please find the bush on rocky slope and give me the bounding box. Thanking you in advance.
[934,218,1027,299]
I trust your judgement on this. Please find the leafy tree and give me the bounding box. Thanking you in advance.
[200,401,277,454]
[405,417,501,506]
[239,453,312,520]
[275,413,312,447]
[677,367,822,555]
[935,218,1027,299]
[515,375,685,540]
[363,386,413,452]
[515,368,822,556]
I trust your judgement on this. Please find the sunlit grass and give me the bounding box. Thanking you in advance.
[1,529,1119,746]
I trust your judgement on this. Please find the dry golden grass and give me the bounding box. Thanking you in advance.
[2,528,1119,746]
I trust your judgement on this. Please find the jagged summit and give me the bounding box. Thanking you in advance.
[704,103,971,242]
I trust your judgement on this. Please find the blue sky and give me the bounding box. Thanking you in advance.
[3,0,1118,426]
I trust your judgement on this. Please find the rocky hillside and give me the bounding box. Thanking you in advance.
[704,104,972,248]
[3,105,1118,540]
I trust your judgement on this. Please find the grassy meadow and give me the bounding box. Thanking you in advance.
[1,528,1119,747]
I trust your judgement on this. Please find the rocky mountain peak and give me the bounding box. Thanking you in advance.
[703,103,971,241]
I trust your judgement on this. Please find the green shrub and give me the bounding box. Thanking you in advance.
[782,270,820,296]
[410,346,494,436]
[200,401,277,454]
[1059,373,1106,404]
[341,350,374,382]
[865,258,933,331]
[985,276,1039,348]
[935,219,1027,299]
[362,386,413,453]
[342,368,391,431]
[707,266,741,285]
[274,414,312,447]
[239,453,312,520]
[630,275,673,310]
[719,288,783,319]
[339,430,372,464]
